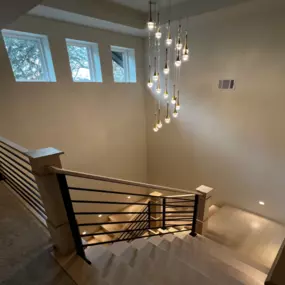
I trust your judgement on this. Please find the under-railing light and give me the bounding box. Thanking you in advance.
[259,201,265,206]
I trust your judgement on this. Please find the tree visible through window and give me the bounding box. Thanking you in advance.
[2,30,56,82]
[4,36,44,81]
[66,39,102,83]
[66,45,91,82]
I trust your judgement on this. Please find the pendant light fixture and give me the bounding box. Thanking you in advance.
[155,12,162,39]
[175,50,182,67]
[165,102,171,124]
[173,103,178,118]
[164,77,169,99]
[163,48,170,75]
[147,3,190,132]
[182,32,189,61]
[157,104,163,128]
[171,84,177,104]
[176,90,181,110]
[147,1,155,31]
[156,75,161,94]
[153,57,159,81]
[176,24,183,51]
[153,113,159,132]
[147,65,153,88]
[166,20,172,46]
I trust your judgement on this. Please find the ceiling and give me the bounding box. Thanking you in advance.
[26,0,252,38]
[110,0,189,12]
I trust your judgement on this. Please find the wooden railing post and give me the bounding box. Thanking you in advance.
[149,191,162,229]
[195,185,214,235]
[26,148,76,256]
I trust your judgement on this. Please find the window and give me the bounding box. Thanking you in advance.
[111,46,136,83]
[66,39,102,82]
[2,29,56,82]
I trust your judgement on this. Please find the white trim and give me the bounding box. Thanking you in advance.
[66,38,103,83]
[2,29,56,82]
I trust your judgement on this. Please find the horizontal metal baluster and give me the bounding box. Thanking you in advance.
[1,168,42,201]
[0,145,29,164]
[5,179,46,218]
[0,152,33,174]
[0,159,37,189]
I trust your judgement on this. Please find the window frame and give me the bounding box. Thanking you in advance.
[2,29,56,82]
[111,45,136,83]
[66,39,102,83]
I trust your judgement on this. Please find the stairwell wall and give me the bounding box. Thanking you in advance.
[146,0,285,224]
[0,15,149,229]
[0,15,147,184]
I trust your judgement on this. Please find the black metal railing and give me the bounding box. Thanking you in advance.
[0,139,47,222]
[53,170,200,263]
[118,203,150,241]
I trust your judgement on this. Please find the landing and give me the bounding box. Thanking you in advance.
[0,182,76,285]
[206,205,285,273]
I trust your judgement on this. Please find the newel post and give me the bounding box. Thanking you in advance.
[26,148,76,256]
[195,185,214,235]
[149,191,163,229]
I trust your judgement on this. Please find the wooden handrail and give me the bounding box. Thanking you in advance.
[0,136,29,155]
[48,166,201,196]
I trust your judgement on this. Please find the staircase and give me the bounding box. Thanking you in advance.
[88,198,150,245]
[85,232,267,285]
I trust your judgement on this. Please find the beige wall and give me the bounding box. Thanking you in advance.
[146,0,285,224]
[0,15,147,183]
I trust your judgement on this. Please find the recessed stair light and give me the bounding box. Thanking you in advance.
[98,214,102,218]
[82,231,87,235]
[259,201,265,206]
[127,196,131,199]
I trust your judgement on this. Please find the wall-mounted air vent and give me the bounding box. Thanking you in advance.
[218,80,235,90]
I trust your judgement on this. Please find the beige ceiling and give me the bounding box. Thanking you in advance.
[110,0,188,12]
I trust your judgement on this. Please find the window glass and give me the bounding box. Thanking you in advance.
[111,46,136,83]
[67,44,91,82]
[66,39,102,83]
[112,51,125,82]
[2,30,56,82]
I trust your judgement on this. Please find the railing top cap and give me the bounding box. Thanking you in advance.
[0,136,29,155]
[26,148,64,159]
[49,166,201,196]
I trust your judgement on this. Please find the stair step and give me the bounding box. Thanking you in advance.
[183,235,267,283]
[85,231,265,285]
[162,237,263,285]
[93,230,113,243]
[101,223,123,233]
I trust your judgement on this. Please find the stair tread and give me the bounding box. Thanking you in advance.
[169,236,265,284]
[85,230,265,285]
[93,230,113,243]
[184,235,267,282]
